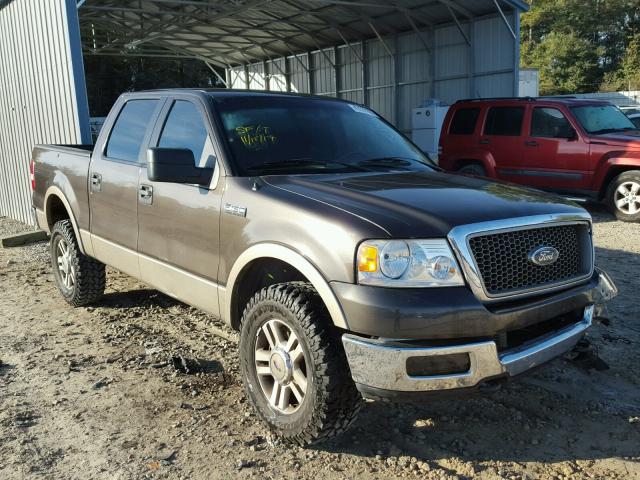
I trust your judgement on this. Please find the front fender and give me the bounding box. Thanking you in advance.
[592,153,640,192]
[222,243,349,329]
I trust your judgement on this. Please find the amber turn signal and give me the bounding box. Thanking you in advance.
[358,245,378,272]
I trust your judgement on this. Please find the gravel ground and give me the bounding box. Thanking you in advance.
[0,208,639,480]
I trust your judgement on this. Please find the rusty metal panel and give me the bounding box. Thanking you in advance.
[0,0,90,226]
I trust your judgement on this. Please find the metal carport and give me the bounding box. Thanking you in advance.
[0,0,528,226]
[79,0,529,133]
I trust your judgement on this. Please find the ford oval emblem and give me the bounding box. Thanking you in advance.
[528,246,560,266]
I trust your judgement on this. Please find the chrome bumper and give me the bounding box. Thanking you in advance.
[342,305,595,393]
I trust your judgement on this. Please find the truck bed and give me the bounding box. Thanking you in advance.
[32,144,94,233]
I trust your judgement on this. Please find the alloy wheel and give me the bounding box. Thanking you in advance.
[56,238,76,290]
[254,318,308,414]
[614,181,640,215]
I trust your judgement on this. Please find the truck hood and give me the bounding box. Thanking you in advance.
[263,170,586,238]
[592,130,640,148]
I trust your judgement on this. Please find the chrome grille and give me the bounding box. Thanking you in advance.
[468,223,592,297]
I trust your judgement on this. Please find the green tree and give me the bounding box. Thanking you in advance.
[83,54,225,117]
[522,31,601,94]
[622,33,640,89]
[520,0,640,94]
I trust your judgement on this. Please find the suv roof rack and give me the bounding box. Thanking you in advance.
[455,96,537,103]
[455,95,583,104]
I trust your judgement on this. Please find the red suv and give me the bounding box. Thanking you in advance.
[438,97,640,222]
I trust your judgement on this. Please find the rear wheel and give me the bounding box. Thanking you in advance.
[239,282,362,446]
[458,162,487,177]
[50,219,106,306]
[606,171,640,222]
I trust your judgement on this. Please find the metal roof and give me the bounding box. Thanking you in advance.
[78,0,528,68]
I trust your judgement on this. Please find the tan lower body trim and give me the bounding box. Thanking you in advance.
[138,254,220,317]
[90,233,219,318]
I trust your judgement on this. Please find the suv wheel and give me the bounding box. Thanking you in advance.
[50,219,106,306]
[458,163,487,177]
[606,171,640,222]
[239,282,362,446]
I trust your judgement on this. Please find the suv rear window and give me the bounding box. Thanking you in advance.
[449,108,480,135]
[483,107,524,136]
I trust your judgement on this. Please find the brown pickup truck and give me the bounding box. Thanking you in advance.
[31,89,617,445]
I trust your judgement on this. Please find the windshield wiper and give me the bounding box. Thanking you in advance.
[590,127,635,135]
[357,156,437,170]
[246,158,370,173]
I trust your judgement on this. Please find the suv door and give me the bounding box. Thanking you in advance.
[479,105,526,183]
[517,106,590,190]
[137,97,225,316]
[89,97,163,278]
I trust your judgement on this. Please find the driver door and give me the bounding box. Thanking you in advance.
[137,96,225,316]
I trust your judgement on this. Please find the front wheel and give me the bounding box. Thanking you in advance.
[606,171,640,222]
[239,282,362,446]
[50,219,106,306]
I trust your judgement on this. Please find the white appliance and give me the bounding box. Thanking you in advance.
[411,103,449,161]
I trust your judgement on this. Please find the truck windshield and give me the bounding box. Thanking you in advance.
[570,105,636,135]
[211,95,433,175]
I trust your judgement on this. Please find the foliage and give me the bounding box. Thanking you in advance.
[83,55,225,117]
[520,0,640,94]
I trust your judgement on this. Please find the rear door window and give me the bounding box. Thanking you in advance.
[105,99,158,162]
[483,107,524,136]
[157,100,215,168]
[449,108,480,134]
[531,107,571,138]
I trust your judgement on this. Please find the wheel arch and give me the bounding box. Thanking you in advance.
[597,163,640,200]
[449,153,497,177]
[223,243,349,331]
[44,186,88,255]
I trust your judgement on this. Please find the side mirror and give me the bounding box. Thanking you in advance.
[556,126,578,140]
[147,148,214,186]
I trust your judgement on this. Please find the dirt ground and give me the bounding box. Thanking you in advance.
[0,208,638,480]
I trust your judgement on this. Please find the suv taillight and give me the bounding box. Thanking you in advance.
[29,158,35,191]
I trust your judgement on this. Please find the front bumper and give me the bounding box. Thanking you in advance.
[341,270,617,396]
[343,305,593,395]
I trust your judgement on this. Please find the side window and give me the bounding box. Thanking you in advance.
[531,107,571,138]
[158,100,215,168]
[105,99,158,162]
[449,108,480,135]
[483,107,524,136]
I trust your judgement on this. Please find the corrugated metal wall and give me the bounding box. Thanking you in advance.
[0,0,90,226]
[228,12,517,134]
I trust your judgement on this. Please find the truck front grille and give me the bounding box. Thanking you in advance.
[468,223,592,297]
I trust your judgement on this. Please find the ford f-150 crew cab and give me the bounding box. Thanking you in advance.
[32,89,617,446]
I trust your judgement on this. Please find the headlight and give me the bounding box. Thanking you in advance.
[357,239,465,287]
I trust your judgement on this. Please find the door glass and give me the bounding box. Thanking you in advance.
[531,108,571,138]
[483,107,524,136]
[105,99,158,162]
[158,100,215,168]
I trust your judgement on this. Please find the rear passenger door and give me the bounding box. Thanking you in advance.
[479,106,526,183]
[137,97,225,316]
[89,96,163,279]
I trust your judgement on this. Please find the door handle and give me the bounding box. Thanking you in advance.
[139,184,153,205]
[479,139,490,145]
[90,172,102,192]
[525,140,539,147]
